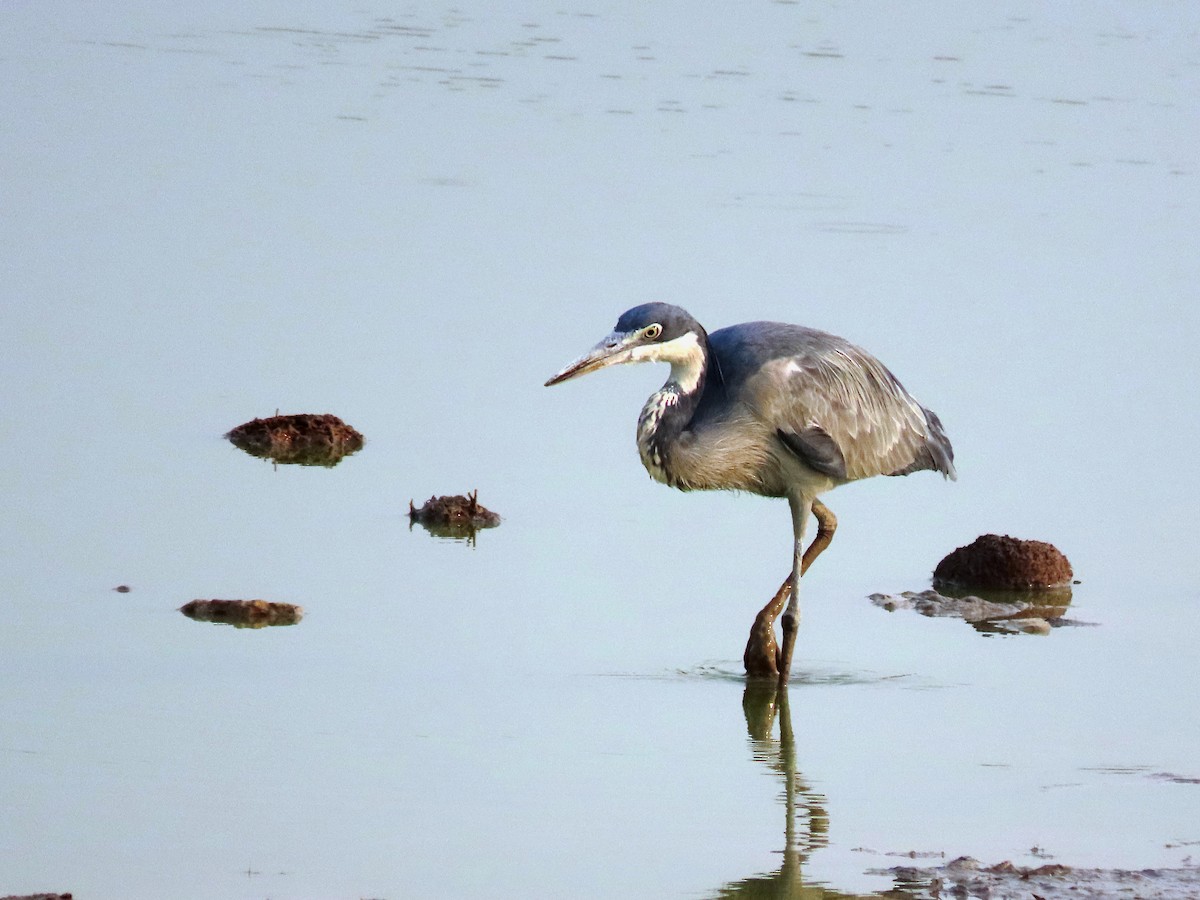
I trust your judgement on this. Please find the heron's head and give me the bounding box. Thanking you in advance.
[545,303,707,389]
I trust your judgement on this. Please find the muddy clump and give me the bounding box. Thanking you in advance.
[179,599,304,628]
[409,489,501,543]
[226,413,363,467]
[934,533,1072,590]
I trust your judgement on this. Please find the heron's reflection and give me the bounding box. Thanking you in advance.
[712,681,868,900]
[710,681,844,900]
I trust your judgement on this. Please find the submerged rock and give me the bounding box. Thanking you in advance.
[871,589,1025,623]
[179,598,303,628]
[409,489,501,543]
[934,533,1073,590]
[226,413,363,467]
[870,856,1200,900]
[870,587,1083,635]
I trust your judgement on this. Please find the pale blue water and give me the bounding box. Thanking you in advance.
[2,2,1198,897]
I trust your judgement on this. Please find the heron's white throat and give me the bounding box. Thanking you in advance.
[627,331,705,393]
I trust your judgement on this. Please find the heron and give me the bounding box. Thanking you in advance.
[545,303,956,683]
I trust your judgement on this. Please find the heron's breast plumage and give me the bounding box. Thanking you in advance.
[638,388,783,494]
[636,388,677,484]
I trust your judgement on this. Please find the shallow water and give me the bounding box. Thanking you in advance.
[2,2,1199,897]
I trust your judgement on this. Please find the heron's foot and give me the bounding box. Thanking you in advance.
[744,577,792,677]
[744,607,780,677]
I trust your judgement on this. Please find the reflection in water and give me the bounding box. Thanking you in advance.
[713,682,868,900]
[408,518,488,545]
[939,584,1073,616]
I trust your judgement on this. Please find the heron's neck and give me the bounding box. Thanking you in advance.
[635,331,714,485]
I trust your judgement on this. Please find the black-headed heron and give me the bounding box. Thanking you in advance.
[546,303,955,683]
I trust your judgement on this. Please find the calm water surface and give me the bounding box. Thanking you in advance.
[2,2,1199,897]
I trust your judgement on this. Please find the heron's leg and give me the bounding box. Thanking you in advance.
[800,500,837,576]
[777,499,837,684]
[744,500,838,678]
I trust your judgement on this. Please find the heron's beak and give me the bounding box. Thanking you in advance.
[544,331,639,386]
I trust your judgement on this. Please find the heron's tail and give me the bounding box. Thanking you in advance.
[923,407,957,480]
[885,406,956,480]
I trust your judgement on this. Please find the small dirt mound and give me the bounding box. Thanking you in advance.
[409,490,500,528]
[226,413,363,467]
[934,534,1072,590]
[409,490,501,543]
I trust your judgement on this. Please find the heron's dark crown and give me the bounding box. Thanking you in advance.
[615,303,704,343]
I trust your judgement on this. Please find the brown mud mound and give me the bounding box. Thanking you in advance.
[179,599,304,628]
[409,489,501,542]
[871,855,1200,899]
[934,533,1072,590]
[226,413,363,467]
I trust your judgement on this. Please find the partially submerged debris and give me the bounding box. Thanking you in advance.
[226,413,363,467]
[872,589,1027,623]
[934,533,1073,590]
[870,587,1083,634]
[871,855,1200,900]
[179,598,303,628]
[408,489,500,542]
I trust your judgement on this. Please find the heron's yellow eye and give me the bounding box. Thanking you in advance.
[644,324,663,340]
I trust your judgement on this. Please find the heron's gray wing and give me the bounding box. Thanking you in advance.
[736,331,945,481]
